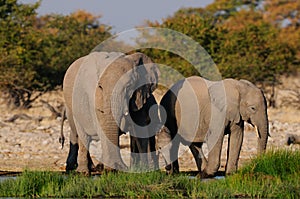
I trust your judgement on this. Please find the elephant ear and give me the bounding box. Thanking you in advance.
[209,79,241,124]
[208,81,226,112]
[239,79,256,88]
[126,53,160,111]
[139,54,160,93]
[127,52,160,91]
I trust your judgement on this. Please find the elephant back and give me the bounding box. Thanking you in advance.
[160,76,214,143]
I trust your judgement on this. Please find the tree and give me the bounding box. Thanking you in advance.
[215,9,295,84]
[0,0,42,108]
[140,8,227,84]
[35,10,111,92]
[0,0,111,108]
[141,1,297,85]
[263,0,300,67]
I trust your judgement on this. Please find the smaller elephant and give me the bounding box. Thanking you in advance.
[157,76,269,177]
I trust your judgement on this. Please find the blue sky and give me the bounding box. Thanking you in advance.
[20,0,214,33]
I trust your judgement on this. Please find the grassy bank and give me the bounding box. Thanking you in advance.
[0,149,299,198]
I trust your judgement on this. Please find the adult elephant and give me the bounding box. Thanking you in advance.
[63,52,160,174]
[157,76,269,177]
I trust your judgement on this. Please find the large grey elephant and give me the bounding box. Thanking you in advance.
[157,76,269,177]
[63,52,160,174]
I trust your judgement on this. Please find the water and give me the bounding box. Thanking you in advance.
[214,176,225,179]
[188,175,225,181]
[0,176,17,182]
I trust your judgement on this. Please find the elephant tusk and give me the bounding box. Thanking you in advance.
[255,125,260,138]
[124,111,129,116]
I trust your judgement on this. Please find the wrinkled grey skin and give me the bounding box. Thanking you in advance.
[63,52,160,174]
[157,76,269,177]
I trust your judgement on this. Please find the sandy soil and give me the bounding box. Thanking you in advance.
[0,76,299,173]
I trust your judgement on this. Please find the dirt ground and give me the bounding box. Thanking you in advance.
[0,75,299,173]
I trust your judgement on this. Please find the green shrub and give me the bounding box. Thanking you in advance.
[0,1,111,108]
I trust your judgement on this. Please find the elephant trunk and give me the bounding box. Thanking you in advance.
[100,91,127,170]
[101,116,125,170]
[256,119,269,154]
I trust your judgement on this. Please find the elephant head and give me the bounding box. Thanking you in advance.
[97,53,159,129]
[125,53,160,112]
[222,79,269,154]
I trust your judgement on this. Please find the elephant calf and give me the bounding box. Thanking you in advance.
[157,76,269,178]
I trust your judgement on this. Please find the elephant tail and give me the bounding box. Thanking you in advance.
[59,106,66,149]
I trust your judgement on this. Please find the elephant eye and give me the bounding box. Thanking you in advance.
[249,106,256,112]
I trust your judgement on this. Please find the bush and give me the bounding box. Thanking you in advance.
[0,1,111,108]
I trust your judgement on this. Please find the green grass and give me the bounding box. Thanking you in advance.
[0,149,299,198]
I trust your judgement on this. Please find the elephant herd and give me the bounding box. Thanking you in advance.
[61,51,269,178]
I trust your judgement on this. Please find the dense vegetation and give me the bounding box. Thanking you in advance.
[0,0,111,108]
[143,0,299,91]
[1,0,299,108]
[0,149,299,198]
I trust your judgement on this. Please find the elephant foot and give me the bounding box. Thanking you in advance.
[77,170,91,176]
[66,163,78,173]
[103,167,118,173]
[199,170,215,179]
[165,164,179,175]
[225,170,236,177]
[114,162,128,171]
[65,143,79,172]
[91,163,104,173]
[76,166,91,176]
[165,169,172,175]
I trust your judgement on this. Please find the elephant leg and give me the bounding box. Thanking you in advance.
[167,136,180,174]
[189,142,207,172]
[202,133,224,178]
[66,142,79,172]
[156,125,179,174]
[87,151,97,172]
[130,135,150,170]
[65,108,79,172]
[137,138,149,169]
[76,137,91,175]
[149,135,159,170]
[158,136,180,174]
[130,135,140,169]
[100,124,127,171]
[225,123,244,175]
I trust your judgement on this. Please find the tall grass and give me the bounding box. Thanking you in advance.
[240,149,300,179]
[0,149,299,198]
